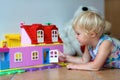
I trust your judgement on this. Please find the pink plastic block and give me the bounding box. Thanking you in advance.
[0,48,9,52]
[9,44,63,69]
[9,46,43,68]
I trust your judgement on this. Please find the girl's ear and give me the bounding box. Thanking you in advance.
[90,31,96,37]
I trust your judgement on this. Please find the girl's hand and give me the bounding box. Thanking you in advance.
[58,51,67,62]
[67,63,78,70]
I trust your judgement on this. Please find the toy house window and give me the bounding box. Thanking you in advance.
[52,30,58,42]
[37,30,44,43]
[31,51,39,60]
[49,50,58,63]
[14,52,22,62]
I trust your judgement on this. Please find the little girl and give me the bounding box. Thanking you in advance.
[59,11,120,71]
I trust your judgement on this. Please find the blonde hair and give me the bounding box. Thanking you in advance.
[104,21,111,35]
[72,11,105,37]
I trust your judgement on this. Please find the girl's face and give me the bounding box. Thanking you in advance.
[74,28,90,46]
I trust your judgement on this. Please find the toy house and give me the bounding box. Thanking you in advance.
[0,23,63,70]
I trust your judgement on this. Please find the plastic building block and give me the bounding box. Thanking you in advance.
[0,64,62,76]
[0,69,25,76]
[49,50,59,63]
[0,48,9,52]
[4,34,21,48]
[58,62,68,67]
[0,48,10,70]
[20,21,25,26]
[23,64,61,72]
[0,61,10,70]
[46,22,52,25]
[24,67,39,72]
[42,64,61,69]
[0,40,7,48]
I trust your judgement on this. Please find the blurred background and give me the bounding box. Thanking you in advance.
[0,0,104,40]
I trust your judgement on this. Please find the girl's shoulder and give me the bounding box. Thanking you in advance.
[88,35,112,50]
[100,34,112,42]
[102,35,120,52]
[97,34,113,47]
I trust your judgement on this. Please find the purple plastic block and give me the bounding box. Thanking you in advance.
[24,67,39,72]
[24,68,30,72]
[0,48,9,52]
[30,68,39,71]
[23,64,61,72]
[54,65,61,68]
[46,64,61,69]
[48,65,56,69]
[38,67,44,70]
[40,66,49,70]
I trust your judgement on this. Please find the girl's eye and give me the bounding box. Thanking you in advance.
[76,33,80,35]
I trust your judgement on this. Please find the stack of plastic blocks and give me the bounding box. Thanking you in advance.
[0,63,63,76]
[24,64,61,72]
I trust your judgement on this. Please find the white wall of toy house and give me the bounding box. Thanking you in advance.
[0,0,104,40]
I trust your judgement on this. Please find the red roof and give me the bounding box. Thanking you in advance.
[21,24,63,44]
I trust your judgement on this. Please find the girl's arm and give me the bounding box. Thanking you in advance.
[65,46,91,64]
[67,40,113,71]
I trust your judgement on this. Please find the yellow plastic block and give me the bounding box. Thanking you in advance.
[0,40,7,48]
[4,34,21,47]
[58,62,68,67]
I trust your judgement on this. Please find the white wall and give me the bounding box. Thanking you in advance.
[0,0,104,40]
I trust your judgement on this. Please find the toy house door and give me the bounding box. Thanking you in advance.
[49,50,58,63]
[43,48,50,64]
[0,52,10,70]
[37,30,44,43]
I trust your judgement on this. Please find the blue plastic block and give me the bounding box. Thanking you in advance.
[0,61,10,70]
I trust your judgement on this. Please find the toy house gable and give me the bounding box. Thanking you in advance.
[43,25,58,43]
[31,24,44,44]
[21,25,32,45]
[21,24,43,45]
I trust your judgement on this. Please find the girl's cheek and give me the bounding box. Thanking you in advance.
[76,35,80,39]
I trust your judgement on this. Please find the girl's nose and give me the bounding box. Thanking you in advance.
[76,35,79,39]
